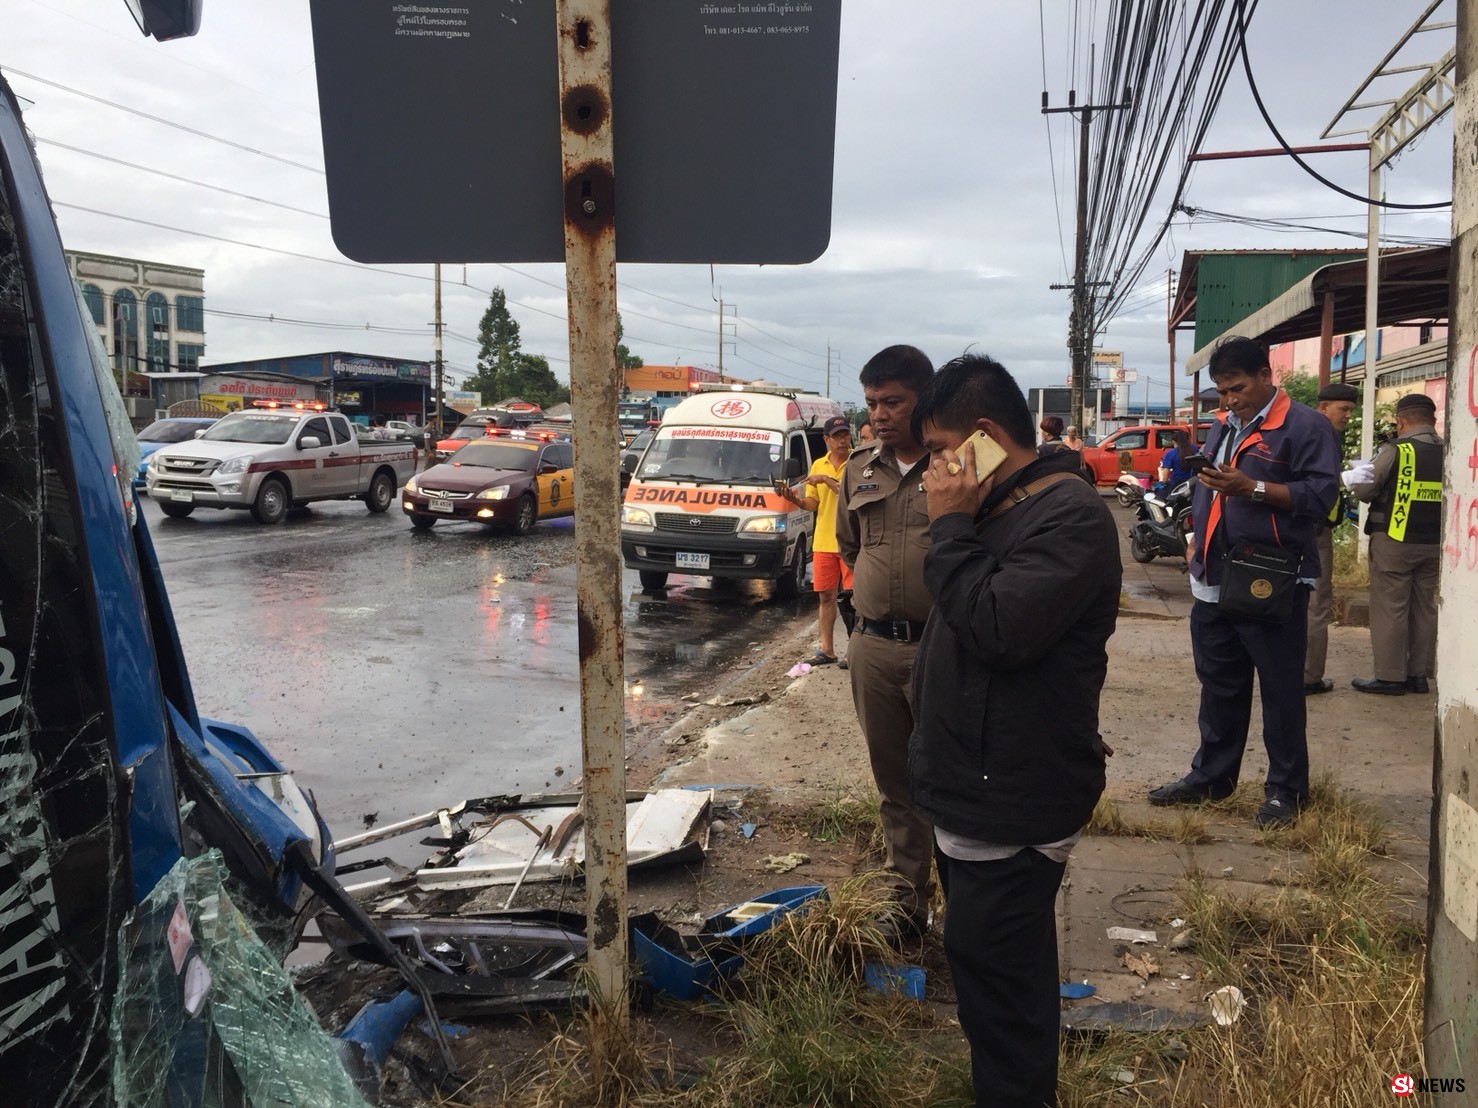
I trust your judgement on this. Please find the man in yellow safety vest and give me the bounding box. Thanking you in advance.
[1349,392,1444,695]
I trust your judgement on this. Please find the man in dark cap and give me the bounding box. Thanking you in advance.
[1304,382,1360,694]
[1349,392,1444,694]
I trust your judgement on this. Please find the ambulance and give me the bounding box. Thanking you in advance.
[620,384,844,595]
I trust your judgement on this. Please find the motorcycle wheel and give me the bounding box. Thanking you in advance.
[1130,534,1156,563]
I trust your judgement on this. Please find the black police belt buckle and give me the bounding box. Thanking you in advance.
[860,616,925,643]
[1218,541,1300,624]
[836,589,858,637]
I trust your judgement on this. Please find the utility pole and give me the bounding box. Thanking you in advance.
[1166,268,1176,418]
[715,297,736,378]
[824,343,833,398]
[1043,57,1131,433]
[433,262,444,452]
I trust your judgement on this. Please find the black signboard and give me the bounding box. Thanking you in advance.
[309,1,842,265]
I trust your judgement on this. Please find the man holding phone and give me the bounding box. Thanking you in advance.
[1147,337,1338,829]
[910,353,1120,1106]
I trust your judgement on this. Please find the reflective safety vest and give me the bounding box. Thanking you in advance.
[1384,439,1443,543]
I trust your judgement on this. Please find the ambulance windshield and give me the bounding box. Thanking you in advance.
[639,426,785,486]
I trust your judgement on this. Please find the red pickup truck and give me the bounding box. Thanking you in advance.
[1081,422,1213,486]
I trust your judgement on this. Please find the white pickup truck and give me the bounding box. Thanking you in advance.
[144,403,418,523]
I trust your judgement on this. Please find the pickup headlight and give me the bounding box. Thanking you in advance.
[217,455,254,476]
[621,505,654,529]
[740,513,787,534]
[475,486,509,501]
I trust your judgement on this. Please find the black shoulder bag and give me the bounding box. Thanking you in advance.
[1218,541,1300,624]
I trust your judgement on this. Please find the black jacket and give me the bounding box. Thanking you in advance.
[909,453,1121,845]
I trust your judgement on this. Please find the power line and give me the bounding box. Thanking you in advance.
[1229,0,1450,211]
[35,137,329,219]
[3,67,326,174]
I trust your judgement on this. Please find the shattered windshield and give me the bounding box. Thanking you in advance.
[200,412,296,444]
[447,441,538,471]
[639,426,784,485]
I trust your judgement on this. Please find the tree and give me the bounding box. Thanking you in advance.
[465,288,523,403]
[506,353,569,410]
[616,314,642,399]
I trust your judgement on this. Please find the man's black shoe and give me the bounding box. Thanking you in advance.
[1352,677,1407,696]
[871,910,928,949]
[1406,676,1430,694]
[1303,678,1334,695]
[1147,778,1230,807]
[1254,796,1301,830]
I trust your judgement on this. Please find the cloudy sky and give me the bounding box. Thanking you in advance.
[3,0,1456,412]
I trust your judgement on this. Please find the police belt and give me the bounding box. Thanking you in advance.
[858,616,928,643]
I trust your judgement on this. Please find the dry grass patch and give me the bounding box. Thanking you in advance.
[1064,778,1423,1107]
[808,785,883,854]
[1087,796,1211,844]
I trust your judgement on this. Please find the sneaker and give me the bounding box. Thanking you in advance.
[1254,796,1301,830]
[1148,778,1231,807]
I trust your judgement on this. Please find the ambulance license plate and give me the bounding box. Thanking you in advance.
[170,489,194,503]
[430,498,454,513]
[676,551,710,571]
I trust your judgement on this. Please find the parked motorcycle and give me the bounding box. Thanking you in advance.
[1128,476,1196,565]
[1115,471,1152,508]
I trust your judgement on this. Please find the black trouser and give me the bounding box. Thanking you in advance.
[1187,589,1311,802]
[938,845,1067,1108]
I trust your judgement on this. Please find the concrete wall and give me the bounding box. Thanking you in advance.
[1427,8,1478,1093]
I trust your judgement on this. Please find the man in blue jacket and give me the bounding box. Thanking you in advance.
[1148,337,1339,829]
[912,353,1121,1107]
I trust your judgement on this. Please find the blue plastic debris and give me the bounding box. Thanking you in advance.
[633,885,829,999]
[1060,981,1097,999]
[741,823,757,838]
[864,963,925,1000]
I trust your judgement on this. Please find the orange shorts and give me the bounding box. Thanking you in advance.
[812,551,853,593]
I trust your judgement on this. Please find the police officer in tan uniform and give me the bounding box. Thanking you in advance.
[1350,392,1443,695]
[835,344,935,937]
[1303,382,1359,694]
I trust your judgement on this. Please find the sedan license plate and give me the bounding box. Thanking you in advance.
[170,489,194,503]
[429,498,455,514]
[675,551,710,571]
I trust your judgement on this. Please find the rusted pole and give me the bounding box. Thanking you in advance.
[555,0,627,1018]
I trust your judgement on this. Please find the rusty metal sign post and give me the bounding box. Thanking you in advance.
[555,0,628,1021]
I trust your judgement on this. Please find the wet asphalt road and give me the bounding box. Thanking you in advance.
[139,493,811,844]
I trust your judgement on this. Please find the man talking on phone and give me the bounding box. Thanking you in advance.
[1148,336,1338,829]
[910,353,1120,1106]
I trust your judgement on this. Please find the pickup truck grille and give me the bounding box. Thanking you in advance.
[655,512,737,534]
[418,487,473,500]
[156,455,221,477]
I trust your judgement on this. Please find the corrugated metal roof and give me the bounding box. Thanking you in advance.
[1192,252,1364,350]
[1185,246,1450,374]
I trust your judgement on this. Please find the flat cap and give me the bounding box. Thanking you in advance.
[1395,393,1436,416]
[1317,383,1359,403]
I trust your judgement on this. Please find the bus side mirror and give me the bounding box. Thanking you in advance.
[124,0,203,41]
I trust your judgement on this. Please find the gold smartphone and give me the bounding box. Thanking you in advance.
[962,429,1009,484]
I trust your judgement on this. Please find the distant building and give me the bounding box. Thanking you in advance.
[201,351,435,425]
[623,365,734,402]
[66,250,206,377]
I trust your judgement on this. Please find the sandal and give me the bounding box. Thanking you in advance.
[810,650,838,666]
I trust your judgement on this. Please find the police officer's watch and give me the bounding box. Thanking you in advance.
[1251,480,1266,502]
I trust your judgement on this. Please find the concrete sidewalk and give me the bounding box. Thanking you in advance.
[642,496,1432,1021]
